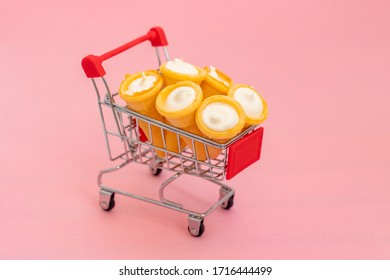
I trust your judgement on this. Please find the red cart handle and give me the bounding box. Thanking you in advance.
[82,26,168,78]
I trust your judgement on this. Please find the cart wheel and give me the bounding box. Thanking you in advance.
[100,191,115,211]
[222,195,234,210]
[188,217,205,237]
[150,166,162,176]
[105,197,115,211]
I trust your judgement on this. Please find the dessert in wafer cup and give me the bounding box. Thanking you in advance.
[227,84,268,127]
[195,95,246,159]
[159,58,206,86]
[200,65,233,100]
[156,81,212,161]
[119,70,184,157]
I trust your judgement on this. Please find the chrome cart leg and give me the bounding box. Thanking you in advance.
[159,172,183,208]
[219,186,235,210]
[97,161,131,211]
[100,189,115,211]
[188,215,205,237]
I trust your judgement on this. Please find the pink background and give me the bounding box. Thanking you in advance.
[1,0,389,259]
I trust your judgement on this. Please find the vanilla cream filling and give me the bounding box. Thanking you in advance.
[233,87,263,118]
[166,58,198,75]
[125,72,157,96]
[208,65,230,87]
[201,102,239,132]
[164,86,196,111]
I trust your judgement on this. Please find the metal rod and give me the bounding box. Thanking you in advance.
[159,172,183,208]
[92,78,116,161]
[155,47,162,66]
[163,46,171,61]
[102,101,232,148]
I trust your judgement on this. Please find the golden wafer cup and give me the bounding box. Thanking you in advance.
[119,70,183,157]
[196,95,246,158]
[159,59,206,86]
[227,84,268,128]
[156,81,211,161]
[200,66,233,100]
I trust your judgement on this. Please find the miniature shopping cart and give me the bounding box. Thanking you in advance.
[81,27,264,237]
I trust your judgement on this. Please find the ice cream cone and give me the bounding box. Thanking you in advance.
[160,58,206,86]
[119,70,183,157]
[156,81,211,161]
[227,84,268,128]
[200,66,233,100]
[196,95,246,158]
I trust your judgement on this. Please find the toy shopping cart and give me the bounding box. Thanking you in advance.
[81,27,264,237]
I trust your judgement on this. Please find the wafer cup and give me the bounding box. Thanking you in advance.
[156,81,210,161]
[200,66,233,100]
[160,59,206,86]
[227,84,268,128]
[196,95,246,158]
[119,70,183,157]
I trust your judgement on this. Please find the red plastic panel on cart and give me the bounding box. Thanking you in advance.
[226,127,264,180]
[139,127,148,142]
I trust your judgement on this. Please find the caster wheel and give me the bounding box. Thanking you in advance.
[222,195,234,210]
[188,218,205,237]
[150,159,163,176]
[150,167,162,176]
[100,191,115,211]
[104,197,115,211]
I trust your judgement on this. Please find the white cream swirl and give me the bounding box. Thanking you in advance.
[201,102,239,131]
[124,72,157,96]
[208,65,230,87]
[166,58,198,75]
[164,86,196,111]
[233,87,263,118]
